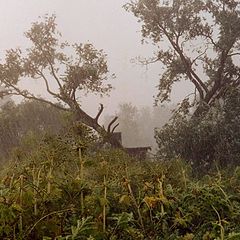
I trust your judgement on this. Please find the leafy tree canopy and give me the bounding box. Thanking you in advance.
[125,0,240,172]
[125,0,240,116]
[0,15,120,147]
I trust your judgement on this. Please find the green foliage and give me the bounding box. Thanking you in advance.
[53,217,95,240]
[126,0,240,173]
[0,15,119,148]
[0,100,65,163]
[0,15,112,100]
[1,130,240,239]
[0,4,239,239]
[155,88,240,173]
[125,0,240,112]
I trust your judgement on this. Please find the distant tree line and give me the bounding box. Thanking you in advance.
[104,103,173,149]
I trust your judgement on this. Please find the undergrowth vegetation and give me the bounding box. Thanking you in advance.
[0,1,239,238]
[1,130,240,239]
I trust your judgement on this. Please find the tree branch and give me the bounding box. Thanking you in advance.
[111,123,119,133]
[37,70,60,98]
[156,23,208,99]
[95,103,104,123]
[33,39,63,90]
[202,32,219,49]
[0,83,68,112]
[107,116,118,133]
[205,44,235,103]
[47,55,63,90]
[191,48,208,66]
[70,87,77,101]
[227,52,240,57]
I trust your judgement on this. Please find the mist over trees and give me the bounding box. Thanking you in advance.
[0,100,65,161]
[0,86,11,107]
[0,0,240,239]
[0,15,121,148]
[104,103,173,148]
[125,0,240,117]
[125,0,240,171]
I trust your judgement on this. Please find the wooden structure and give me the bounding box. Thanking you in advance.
[112,132,151,159]
[125,146,151,159]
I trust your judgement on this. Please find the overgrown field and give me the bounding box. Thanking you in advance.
[0,0,240,239]
[1,133,240,240]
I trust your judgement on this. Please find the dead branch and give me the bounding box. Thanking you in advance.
[107,116,118,133]
[95,103,104,122]
[111,123,119,133]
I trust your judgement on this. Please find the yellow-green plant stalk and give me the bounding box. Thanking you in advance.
[79,147,84,215]
[124,177,144,230]
[13,224,16,240]
[32,167,42,216]
[182,168,187,189]
[32,166,37,216]
[100,160,108,233]
[212,205,225,240]
[103,174,107,233]
[143,196,153,223]
[124,164,144,230]
[10,173,15,189]
[47,155,54,194]
[19,175,24,236]
[157,176,165,216]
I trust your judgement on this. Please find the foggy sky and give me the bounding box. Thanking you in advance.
[0,0,192,116]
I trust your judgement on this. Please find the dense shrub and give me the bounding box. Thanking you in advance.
[155,88,240,174]
[0,100,65,162]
